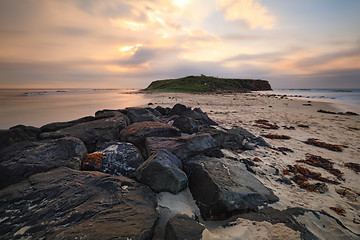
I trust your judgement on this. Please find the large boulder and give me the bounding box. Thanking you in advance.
[119,121,181,149]
[165,214,204,240]
[170,103,191,116]
[185,156,279,220]
[135,149,188,194]
[173,116,208,134]
[81,142,145,178]
[145,133,219,160]
[0,167,158,239]
[0,137,87,190]
[0,125,40,150]
[123,107,161,123]
[40,114,130,152]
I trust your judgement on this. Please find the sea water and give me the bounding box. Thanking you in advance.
[0,89,147,129]
[259,89,360,112]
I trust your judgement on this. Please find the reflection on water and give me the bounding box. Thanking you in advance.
[0,89,147,129]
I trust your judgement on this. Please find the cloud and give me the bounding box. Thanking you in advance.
[216,0,276,29]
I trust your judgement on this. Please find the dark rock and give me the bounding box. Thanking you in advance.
[100,142,145,178]
[40,116,98,132]
[0,167,158,239]
[135,149,188,194]
[170,103,190,116]
[165,214,204,240]
[276,176,293,185]
[155,106,171,115]
[40,114,130,152]
[0,137,86,190]
[173,116,209,134]
[0,125,40,150]
[9,125,40,140]
[184,156,279,220]
[146,107,162,117]
[204,147,224,158]
[182,108,218,126]
[124,107,161,123]
[119,121,181,149]
[95,109,122,118]
[145,133,219,161]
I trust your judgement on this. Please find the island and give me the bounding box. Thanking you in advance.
[143,75,272,92]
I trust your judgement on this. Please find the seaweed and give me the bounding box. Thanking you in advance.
[271,146,294,155]
[254,119,279,130]
[330,207,346,216]
[297,124,309,128]
[262,134,291,140]
[344,162,360,173]
[304,138,345,152]
[283,126,296,130]
[297,154,343,179]
[318,109,337,114]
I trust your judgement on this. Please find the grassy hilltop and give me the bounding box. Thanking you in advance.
[143,75,272,93]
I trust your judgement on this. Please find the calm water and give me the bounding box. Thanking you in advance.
[259,88,360,112]
[0,89,147,129]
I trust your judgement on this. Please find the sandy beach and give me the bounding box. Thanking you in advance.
[140,92,360,239]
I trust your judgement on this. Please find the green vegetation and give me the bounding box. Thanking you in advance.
[143,75,272,93]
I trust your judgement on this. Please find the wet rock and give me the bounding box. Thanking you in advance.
[40,116,98,132]
[0,167,158,239]
[155,106,171,115]
[170,103,190,116]
[119,121,181,149]
[40,114,129,152]
[135,149,188,194]
[124,107,161,123]
[173,116,207,134]
[100,142,144,178]
[185,156,279,220]
[0,125,40,150]
[165,214,204,240]
[0,137,86,190]
[145,133,219,161]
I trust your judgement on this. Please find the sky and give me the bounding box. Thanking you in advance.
[0,0,360,89]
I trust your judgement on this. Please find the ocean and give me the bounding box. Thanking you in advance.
[1,88,359,130]
[259,88,360,112]
[0,89,147,129]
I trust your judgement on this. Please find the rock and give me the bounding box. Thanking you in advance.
[0,137,87,190]
[119,121,181,149]
[40,116,98,132]
[173,116,208,134]
[182,108,218,126]
[102,142,145,177]
[145,133,219,161]
[203,127,269,150]
[170,103,190,116]
[124,107,161,123]
[184,156,279,220]
[135,149,188,194]
[0,167,158,239]
[40,114,130,152]
[0,125,40,150]
[95,109,122,118]
[165,214,204,240]
[155,106,171,115]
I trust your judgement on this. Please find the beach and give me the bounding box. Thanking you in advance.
[140,92,360,239]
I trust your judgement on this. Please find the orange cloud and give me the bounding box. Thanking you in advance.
[216,0,276,29]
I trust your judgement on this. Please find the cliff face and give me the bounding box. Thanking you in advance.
[144,75,272,93]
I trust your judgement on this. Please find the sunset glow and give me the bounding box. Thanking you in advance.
[0,0,359,88]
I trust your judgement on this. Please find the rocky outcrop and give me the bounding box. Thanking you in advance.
[0,137,86,190]
[145,133,219,160]
[165,214,204,240]
[185,156,279,220]
[0,167,158,239]
[135,149,188,194]
[0,125,40,150]
[119,121,181,150]
[40,114,129,152]
[40,116,98,132]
